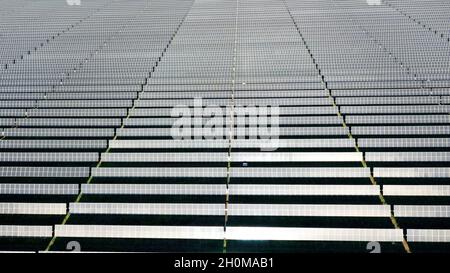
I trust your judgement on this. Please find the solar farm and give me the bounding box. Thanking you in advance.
[0,0,450,253]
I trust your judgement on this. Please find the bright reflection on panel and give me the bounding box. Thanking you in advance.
[366,0,382,6]
[226,227,403,242]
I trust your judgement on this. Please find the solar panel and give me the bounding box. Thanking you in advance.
[346,115,450,125]
[81,184,380,196]
[26,109,128,118]
[366,152,450,162]
[0,119,15,127]
[395,206,450,218]
[374,168,450,178]
[135,97,332,107]
[383,185,450,197]
[109,140,230,149]
[231,139,355,149]
[117,127,350,137]
[0,203,66,215]
[101,153,228,163]
[140,90,328,99]
[3,128,115,138]
[341,105,450,115]
[109,139,356,150]
[228,184,380,196]
[225,227,404,242]
[359,138,450,149]
[131,106,338,117]
[82,184,225,195]
[0,140,107,150]
[0,225,53,238]
[123,116,343,126]
[55,225,224,240]
[227,204,390,217]
[229,168,370,178]
[230,152,362,162]
[332,88,448,97]
[0,167,89,178]
[15,118,122,128]
[0,153,99,163]
[54,224,405,242]
[0,109,26,118]
[407,229,450,243]
[0,184,78,195]
[336,96,440,105]
[35,100,133,108]
[67,202,393,217]
[352,126,450,136]
[92,168,227,178]
[70,203,224,215]
[45,92,138,100]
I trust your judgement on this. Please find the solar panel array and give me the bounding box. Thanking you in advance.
[0,0,450,253]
